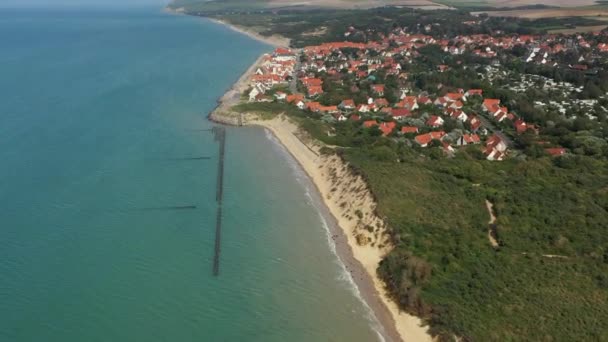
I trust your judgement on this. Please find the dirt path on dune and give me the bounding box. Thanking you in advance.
[485,200,499,248]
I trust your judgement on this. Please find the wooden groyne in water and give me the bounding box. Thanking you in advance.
[212,127,226,276]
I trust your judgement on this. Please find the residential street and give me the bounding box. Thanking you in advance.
[477,114,513,147]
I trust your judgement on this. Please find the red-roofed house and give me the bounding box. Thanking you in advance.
[357,104,371,113]
[339,99,356,110]
[443,142,455,153]
[466,89,483,97]
[415,131,446,147]
[456,134,481,146]
[546,147,566,156]
[363,120,378,128]
[374,98,389,108]
[401,126,419,134]
[490,106,508,122]
[379,122,397,136]
[301,77,323,87]
[514,119,538,134]
[396,96,419,110]
[418,96,433,105]
[391,108,412,120]
[483,99,501,112]
[484,134,508,161]
[468,115,482,132]
[306,102,321,112]
[444,92,464,102]
[434,97,448,107]
[448,108,468,122]
[286,94,304,104]
[449,100,464,109]
[274,91,287,101]
[319,105,339,114]
[333,113,347,121]
[427,115,444,127]
[307,85,324,97]
[371,84,385,96]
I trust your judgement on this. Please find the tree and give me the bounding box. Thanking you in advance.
[583,81,603,99]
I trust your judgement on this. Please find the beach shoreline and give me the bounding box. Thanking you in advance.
[208,18,291,48]
[243,116,433,342]
[164,6,290,48]
[200,16,432,341]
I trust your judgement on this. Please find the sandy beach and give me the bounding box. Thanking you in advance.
[242,115,433,342]
[164,7,290,47]
[209,18,291,48]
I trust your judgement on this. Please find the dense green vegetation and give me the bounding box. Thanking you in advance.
[343,144,608,341]
[232,102,302,120]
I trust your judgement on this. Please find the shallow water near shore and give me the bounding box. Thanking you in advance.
[0,8,382,341]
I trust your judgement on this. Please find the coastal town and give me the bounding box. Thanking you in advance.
[200,6,608,342]
[241,24,608,161]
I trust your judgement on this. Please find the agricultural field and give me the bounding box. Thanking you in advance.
[472,5,608,18]
[169,0,602,13]
[168,0,452,12]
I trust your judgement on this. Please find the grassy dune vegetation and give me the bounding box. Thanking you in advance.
[343,146,608,341]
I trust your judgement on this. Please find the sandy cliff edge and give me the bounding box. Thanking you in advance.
[203,29,431,340]
[235,114,433,342]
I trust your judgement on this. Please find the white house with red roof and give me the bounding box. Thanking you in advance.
[546,147,566,156]
[415,131,446,147]
[466,89,483,97]
[484,134,508,161]
[483,99,501,112]
[391,108,411,120]
[468,115,482,132]
[357,104,371,113]
[447,108,468,122]
[363,120,378,128]
[379,122,397,136]
[371,84,385,96]
[427,115,444,127]
[273,47,296,61]
[456,134,480,146]
[307,85,324,97]
[339,99,356,111]
[333,113,347,122]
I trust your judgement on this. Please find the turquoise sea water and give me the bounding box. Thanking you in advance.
[0,8,383,341]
